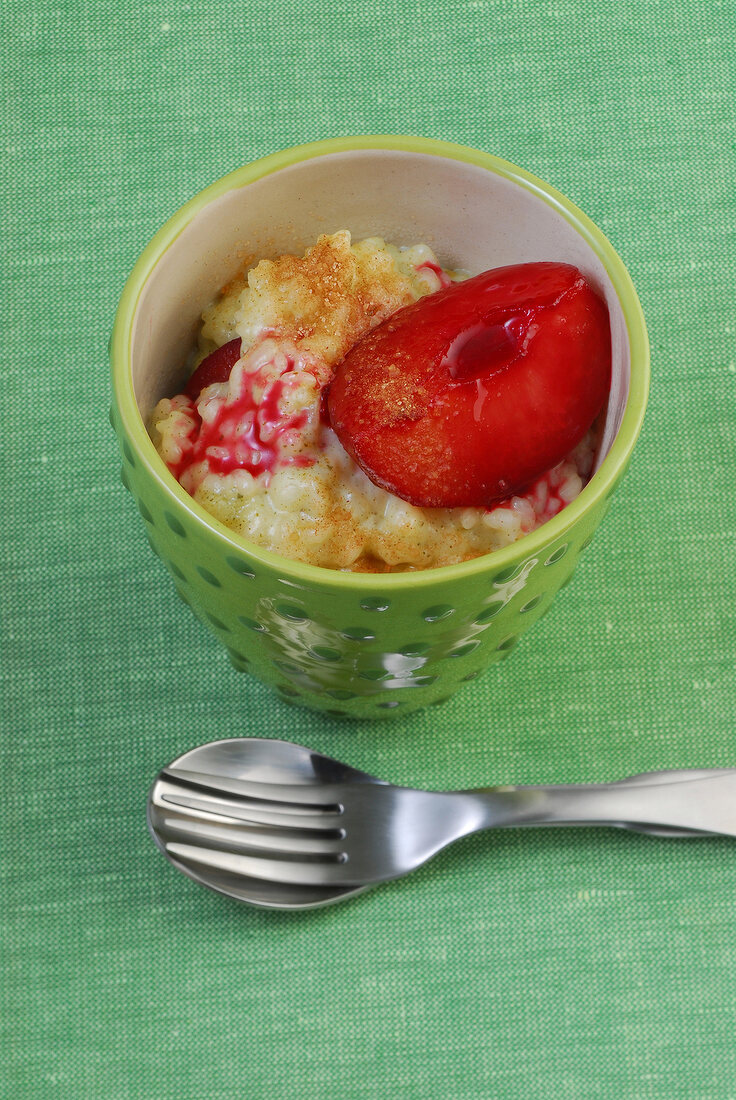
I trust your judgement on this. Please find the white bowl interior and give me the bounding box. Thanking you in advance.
[131,150,629,467]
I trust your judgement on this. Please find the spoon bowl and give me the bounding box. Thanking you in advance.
[148,738,373,909]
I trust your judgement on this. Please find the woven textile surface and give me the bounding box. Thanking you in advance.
[4,1,736,1097]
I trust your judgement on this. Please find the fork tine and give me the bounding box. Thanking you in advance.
[158,815,346,857]
[157,788,341,831]
[162,767,343,808]
[166,842,354,888]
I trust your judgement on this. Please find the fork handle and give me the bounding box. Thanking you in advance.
[467,770,736,837]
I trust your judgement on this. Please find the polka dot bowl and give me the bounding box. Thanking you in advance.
[109,136,649,719]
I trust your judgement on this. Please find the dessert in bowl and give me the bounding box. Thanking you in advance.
[110,136,649,718]
[150,233,609,571]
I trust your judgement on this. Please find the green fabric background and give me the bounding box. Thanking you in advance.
[4,0,736,1097]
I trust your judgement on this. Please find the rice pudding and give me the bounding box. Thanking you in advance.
[150,232,599,571]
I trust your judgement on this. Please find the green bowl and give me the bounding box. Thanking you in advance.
[110,135,649,719]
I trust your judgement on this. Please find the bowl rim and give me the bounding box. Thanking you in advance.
[110,134,650,591]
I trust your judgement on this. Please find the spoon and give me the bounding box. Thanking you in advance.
[147,738,736,910]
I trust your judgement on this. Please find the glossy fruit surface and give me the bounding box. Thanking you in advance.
[327,262,611,507]
[184,338,242,399]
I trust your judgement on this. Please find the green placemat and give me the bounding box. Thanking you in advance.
[4,2,736,1097]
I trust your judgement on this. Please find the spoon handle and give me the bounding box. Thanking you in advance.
[468,770,736,837]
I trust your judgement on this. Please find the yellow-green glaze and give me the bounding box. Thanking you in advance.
[110,136,649,718]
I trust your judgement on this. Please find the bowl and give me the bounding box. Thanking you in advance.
[109,135,649,719]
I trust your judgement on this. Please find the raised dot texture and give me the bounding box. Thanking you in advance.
[360,597,390,612]
[227,648,249,665]
[195,566,221,587]
[450,641,481,658]
[474,602,504,624]
[545,544,569,565]
[274,660,300,675]
[205,612,229,632]
[341,628,375,642]
[309,646,341,662]
[274,602,307,622]
[492,564,519,584]
[422,604,455,622]
[238,616,266,633]
[225,556,256,578]
[164,512,186,537]
[520,595,543,613]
